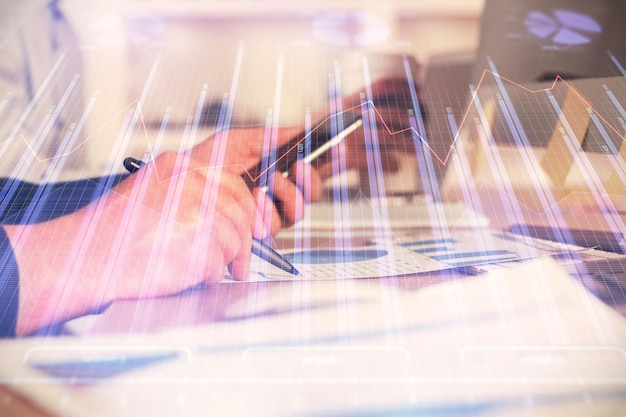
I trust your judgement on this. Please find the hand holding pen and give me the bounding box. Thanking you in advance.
[124,121,362,277]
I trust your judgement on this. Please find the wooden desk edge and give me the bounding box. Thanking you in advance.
[0,385,54,417]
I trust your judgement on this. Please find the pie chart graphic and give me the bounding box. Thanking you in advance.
[524,9,602,46]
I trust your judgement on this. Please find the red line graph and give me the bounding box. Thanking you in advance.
[2,69,625,186]
[444,70,626,162]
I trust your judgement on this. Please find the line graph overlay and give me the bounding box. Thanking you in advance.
[3,69,626,217]
[449,71,626,214]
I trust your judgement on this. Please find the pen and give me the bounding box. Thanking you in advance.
[123,118,364,182]
[251,237,299,276]
[258,118,364,193]
[243,116,363,190]
[122,157,301,275]
[123,157,146,173]
[302,118,364,165]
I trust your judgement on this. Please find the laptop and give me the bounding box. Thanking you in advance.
[421,0,626,198]
[472,0,626,84]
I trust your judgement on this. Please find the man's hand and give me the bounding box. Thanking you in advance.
[7,126,322,335]
[311,78,422,181]
[188,126,323,235]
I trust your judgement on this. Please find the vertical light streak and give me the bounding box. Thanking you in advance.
[36,73,81,157]
[45,56,162,322]
[468,90,529,342]
[603,84,626,126]
[328,65,355,274]
[22,91,99,223]
[487,82,595,327]
[588,110,626,184]
[607,51,626,77]
[360,57,396,237]
[78,55,162,303]
[484,65,599,335]
[545,92,625,234]
[247,53,284,246]
[542,91,626,342]
[360,58,387,204]
[46,106,137,323]
[359,57,408,336]
[431,110,483,343]
[486,61,565,228]
[327,72,342,249]
[328,63,359,337]
[0,72,79,218]
[146,106,172,164]
[8,92,99,327]
[602,83,626,197]
[0,92,13,118]
[403,56,442,203]
[4,49,67,143]
[605,140,626,198]
[206,41,245,168]
[408,109,451,234]
[445,106,486,221]
[191,42,245,281]
[257,111,275,198]
[294,109,313,258]
[290,109,313,342]
[259,54,285,235]
[140,96,205,304]
[101,57,161,175]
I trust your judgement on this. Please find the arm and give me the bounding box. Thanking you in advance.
[3,127,321,337]
[0,228,19,338]
[0,175,129,224]
[3,153,260,336]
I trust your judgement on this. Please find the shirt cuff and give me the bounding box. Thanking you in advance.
[0,227,19,338]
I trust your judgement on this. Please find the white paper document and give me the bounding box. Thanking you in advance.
[2,258,626,417]
[249,227,581,281]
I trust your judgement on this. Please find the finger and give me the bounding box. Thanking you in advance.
[228,192,269,240]
[252,187,284,236]
[265,171,307,226]
[227,231,252,281]
[201,170,257,216]
[288,160,323,203]
[192,171,257,279]
[198,248,225,286]
[211,177,258,250]
[240,125,308,176]
[196,219,249,285]
[205,201,253,282]
[251,203,269,240]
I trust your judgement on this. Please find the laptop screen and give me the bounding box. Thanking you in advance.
[425,0,626,213]
[472,0,626,84]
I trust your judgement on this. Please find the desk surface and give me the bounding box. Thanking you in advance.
[3,1,626,416]
[3,257,626,417]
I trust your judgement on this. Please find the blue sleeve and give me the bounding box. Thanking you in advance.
[0,174,129,338]
[0,174,129,225]
[0,227,19,338]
